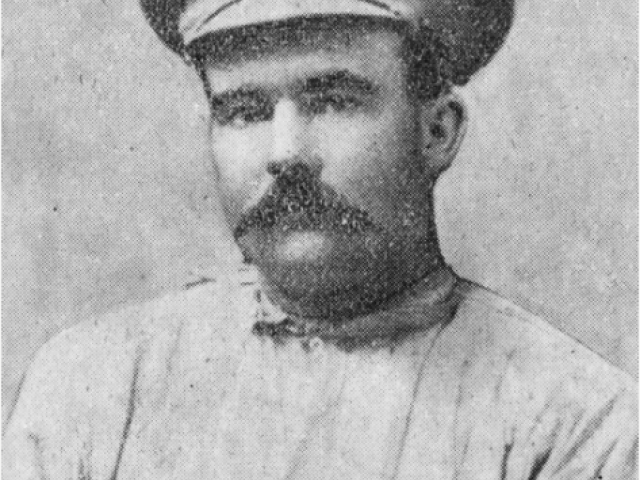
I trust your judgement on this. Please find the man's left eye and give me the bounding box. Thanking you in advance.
[303,93,363,115]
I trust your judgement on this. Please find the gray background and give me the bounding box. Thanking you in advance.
[3,0,637,423]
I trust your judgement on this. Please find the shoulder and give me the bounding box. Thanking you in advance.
[444,277,636,406]
[9,266,258,429]
[40,271,250,365]
[454,279,633,374]
[423,278,637,479]
[47,265,255,352]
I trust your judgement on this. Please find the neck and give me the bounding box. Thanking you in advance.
[254,263,460,349]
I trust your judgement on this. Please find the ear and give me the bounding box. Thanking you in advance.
[420,92,467,174]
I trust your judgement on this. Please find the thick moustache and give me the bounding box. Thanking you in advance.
[233,164,375,240]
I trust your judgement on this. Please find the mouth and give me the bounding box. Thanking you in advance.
[233,166,376,240]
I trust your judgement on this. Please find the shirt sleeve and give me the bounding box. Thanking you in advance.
[3,325,128,480]
[518,375,638,480]
[548,386,636,479]
[4,334,83,480]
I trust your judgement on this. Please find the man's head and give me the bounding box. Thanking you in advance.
[191,17,466,318]
[140,0,515,319]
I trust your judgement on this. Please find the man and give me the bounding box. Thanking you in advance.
[5,0,637,479]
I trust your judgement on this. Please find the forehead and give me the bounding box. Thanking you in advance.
[201,21,407,93]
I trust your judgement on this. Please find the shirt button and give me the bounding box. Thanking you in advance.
[308,336,324,352]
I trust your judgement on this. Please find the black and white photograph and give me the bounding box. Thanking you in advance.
[3,0,638,478]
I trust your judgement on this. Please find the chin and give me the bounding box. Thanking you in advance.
[238,228,422,319]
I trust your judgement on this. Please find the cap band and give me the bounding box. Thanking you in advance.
[141,0,515,85]
[179,0,418,46]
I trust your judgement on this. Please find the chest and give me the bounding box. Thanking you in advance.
[116,336,455,480]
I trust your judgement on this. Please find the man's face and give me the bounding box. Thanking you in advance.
[204,21,444,318]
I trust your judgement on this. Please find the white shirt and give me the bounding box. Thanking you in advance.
[5,266,637,479]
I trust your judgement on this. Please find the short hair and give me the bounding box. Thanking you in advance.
[185,15,450,102]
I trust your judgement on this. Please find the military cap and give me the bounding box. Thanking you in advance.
[140,0,515,85]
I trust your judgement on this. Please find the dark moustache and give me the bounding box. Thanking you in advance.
[233,163,377,240]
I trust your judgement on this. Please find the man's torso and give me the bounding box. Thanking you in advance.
[5,268,637,479]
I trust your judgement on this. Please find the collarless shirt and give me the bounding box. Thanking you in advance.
[5,267,637,480]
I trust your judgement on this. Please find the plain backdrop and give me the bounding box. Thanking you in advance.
[3,0,637,423]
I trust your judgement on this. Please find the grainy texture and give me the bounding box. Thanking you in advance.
[3,0,637,430]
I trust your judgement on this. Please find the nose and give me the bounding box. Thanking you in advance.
[269,98,322,176]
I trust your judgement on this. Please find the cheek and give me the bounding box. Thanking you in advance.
[314,110,425,224]
[211,125,270,187]
[210,126,271,217]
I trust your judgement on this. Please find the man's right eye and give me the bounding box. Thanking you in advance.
[211,95,274,128]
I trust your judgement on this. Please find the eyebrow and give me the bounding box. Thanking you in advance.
[208,86,267,109]
[209,69,378,104]
[301,70,378,95]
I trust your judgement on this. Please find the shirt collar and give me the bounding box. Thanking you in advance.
[251,265,460,346]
